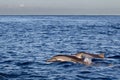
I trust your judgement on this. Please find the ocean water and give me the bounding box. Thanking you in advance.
[0,15,120,80]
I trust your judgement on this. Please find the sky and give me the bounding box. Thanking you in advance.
[0,0,120,15]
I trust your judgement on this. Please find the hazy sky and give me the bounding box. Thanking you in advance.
[0,0,120,15]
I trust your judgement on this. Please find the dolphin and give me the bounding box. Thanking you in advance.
[73,52,104,59]
[46,55,86,64]
[72,52,104,64]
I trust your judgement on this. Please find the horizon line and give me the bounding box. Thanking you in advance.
[0,14,120,16]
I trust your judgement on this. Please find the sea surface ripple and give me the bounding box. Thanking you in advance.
[0,15,120,80]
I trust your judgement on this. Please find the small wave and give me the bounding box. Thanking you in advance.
[29,75,48,79]
[110,24,120,29]
[0,75,7,80]
[76,75,91,79]
[107,55,120,59]
[48,61,75,66]
[61,62,76,68]
[0,72,20,78]
[15,61,34,66]
[111,64,120,69]
[92,58,104,62]
[80,71,91,74]
[91,77,115,80]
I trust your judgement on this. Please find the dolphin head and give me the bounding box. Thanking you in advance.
[46,58,56,62]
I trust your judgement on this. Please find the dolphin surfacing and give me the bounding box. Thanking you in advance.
[73,52,104,59]
[72,52,104,65]
[46,55,85,64]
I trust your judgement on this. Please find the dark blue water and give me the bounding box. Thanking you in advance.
[0,15,120,80]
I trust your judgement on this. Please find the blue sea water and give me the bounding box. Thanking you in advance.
[0,15,120,80]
